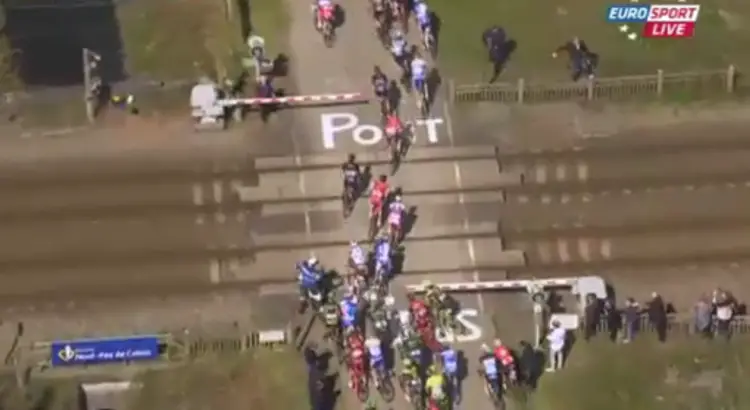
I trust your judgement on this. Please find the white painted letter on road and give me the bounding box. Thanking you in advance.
[321,112,445,149]
[416,118,444,144]
[398,308,483,344]
[436,308,483,343]
[353,125,383,146]
[321,113,358,149]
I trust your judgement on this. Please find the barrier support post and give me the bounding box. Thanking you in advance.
[448,79,455,105]
[656,69,664,97]
[517,78,525,104]
[586,77,594,101]
[727,65,736,93]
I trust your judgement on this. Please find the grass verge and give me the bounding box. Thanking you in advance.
[519,336,750,410]
[431,0,750,82]
[129,348,308,410]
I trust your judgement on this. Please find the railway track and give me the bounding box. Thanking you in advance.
[4,136,750,304]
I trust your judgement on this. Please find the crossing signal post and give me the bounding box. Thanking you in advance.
[82,48,101,123]
[527,280,547,348]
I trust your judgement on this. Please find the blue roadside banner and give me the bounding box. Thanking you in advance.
[50,335,161,367]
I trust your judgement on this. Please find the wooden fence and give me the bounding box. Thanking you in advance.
[450,65,740,104]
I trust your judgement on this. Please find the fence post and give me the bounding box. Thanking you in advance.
[586,77,594,101]
[656,69,664,97]
[448,79,455,104]
[727,64,736,93]
[517,78,525,104]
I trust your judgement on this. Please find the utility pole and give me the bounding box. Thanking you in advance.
[82,48,101,124]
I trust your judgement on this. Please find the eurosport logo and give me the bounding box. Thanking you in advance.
[606,4,700,38]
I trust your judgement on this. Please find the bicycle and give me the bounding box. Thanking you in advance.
[416,79,430,118]
[368,203,383,240]
[342,179,357,217]
[422,25,436,58]
[372,363,395,402]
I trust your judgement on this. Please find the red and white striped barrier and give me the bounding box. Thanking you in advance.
[218,93,366,107]
[405,276,607,299]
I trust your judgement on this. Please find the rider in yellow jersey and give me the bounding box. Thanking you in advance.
[425,372,446,403]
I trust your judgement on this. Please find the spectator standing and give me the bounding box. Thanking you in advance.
[693,296,713,338]
[603,299,620,342]
[583,293,600,341]
[713,289,735,340]
[622,298,640,343]
[646,292,668,342]
[546,320,566,372]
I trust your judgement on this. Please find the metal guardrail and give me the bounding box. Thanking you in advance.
[451,65,739,104]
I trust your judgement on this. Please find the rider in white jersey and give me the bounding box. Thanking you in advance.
[410,56,428,93]
[414,2,430,34]
[390,30,409,69]
[349,241,367,269]
[366,338,386,382]
[388,196,406,229]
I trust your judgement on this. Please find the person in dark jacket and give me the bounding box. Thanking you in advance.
[583,293,600,341]
[481,25,510,83]
[552,37,598,81]
[646,292,668,342]
[603,299,621,342]
[622,298,640,343]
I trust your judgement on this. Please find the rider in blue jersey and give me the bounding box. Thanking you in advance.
[339,293,360,331]
[440,345,460,402]
[366,337,387,386]
[297,257,323,306]
[410,53,428,95]
[478,344,501,395]
[413,0,431,37]
[374,236,392,281]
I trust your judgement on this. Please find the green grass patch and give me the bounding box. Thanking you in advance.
[432,0,750,82]
[130,348,308,410]
[520,336,750,410]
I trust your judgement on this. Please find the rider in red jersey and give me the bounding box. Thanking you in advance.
[493,339,517,384]
[384,113,403,146]
[348,345,366,388]
[369,174,390,222]
[407,293,432,333]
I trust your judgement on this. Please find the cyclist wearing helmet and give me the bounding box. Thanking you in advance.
[372,66,390,114]
[390,29,409,74]
[341,153,361,197]
[370,174,390,225]
[372,66,389,101]
[478,343,501,395]
[297,257,323,309]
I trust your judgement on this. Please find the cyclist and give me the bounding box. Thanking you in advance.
[388,194,406,242]
[424,280,444,312]
[374,235,392,283]
[384,112,404,152]
[395,311,422,361]
[400,357,421,397]
[410,51,428,95]
[425,369,447,407]
[348,339,367,389]
[413,0,432,41]
[370,174,390,227]
[478,344,501,395]
[349,240,368,276]
[297,258,323,309]
[440,344,459,400]
[372,66,390,113]
[340,292,360,332]
[313,0,335,31]
[321,300,340,336]
[341,153,361,199]
[493,339,517,386]
[390,29,410,75]
[366,337,387,386]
